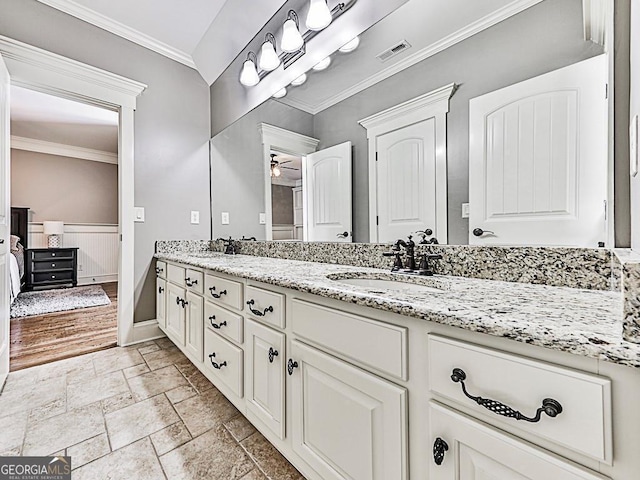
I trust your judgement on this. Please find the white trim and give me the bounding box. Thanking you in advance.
[583,0,610,47]
[11,136,117,164]
[36,0,196,69]
[29,223,118,234]
[124,319,165,346]
[359,84,455,243]
[0,35,145,346]
[283,0,544,114]
[258,123,320,241]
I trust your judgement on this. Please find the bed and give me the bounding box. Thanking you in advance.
[10,207,29,303]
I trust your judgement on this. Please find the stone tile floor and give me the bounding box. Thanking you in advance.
[0,339,305,480]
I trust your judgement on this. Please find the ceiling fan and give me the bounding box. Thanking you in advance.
[270,153,298,177]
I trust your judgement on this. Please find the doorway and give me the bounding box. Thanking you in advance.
[270,151,304,241]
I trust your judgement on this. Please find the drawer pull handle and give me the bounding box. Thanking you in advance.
[247,299,273,317]
[209,352,227,369]
[209,316,227,329]
[268,347,279,363]
[176,297,187,308]
[51,263,56,267]
[209,286,227,298]
[51,275,56,279]
[433,437,448,466]
[155,267,164,275]
[450,368,563,423]
[185,277,198,287]
[158,286,164,294]
[287,359,298,375]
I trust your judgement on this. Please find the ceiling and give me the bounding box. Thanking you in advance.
[35,0,544,91]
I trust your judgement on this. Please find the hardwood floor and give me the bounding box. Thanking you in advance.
[9,282,118,371]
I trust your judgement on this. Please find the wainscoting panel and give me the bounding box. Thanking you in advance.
[28,224,119,285]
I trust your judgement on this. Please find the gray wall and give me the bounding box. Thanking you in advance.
[11,150,118,224]
[314,0,603,244]
[210,100,313,239]
[271,184,294,224]
[0,0,212,322]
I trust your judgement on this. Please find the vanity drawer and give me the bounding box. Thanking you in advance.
[245,285,285,329]
[185,268,204,294]
[205,301,243,344]
[167,264,186,286]
[427,335,612,463]
[291,299,407,380]
[156,260,167,279]
[203,328,243,398]
[205,274,243,310]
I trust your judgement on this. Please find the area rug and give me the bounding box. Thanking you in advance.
[10,285,111,318]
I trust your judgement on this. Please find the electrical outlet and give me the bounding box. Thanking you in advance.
[190,211,200,224]
[461,203,470,219]
[221,212,230,225]
[259,213,266,225]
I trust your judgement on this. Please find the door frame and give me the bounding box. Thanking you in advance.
[0,35,146,346]
[359,83,455,244]
[258,123,319,241]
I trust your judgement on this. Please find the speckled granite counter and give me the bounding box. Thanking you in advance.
[155,251,640,368]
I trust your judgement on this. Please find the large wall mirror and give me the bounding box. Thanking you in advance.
[210,0,616,247]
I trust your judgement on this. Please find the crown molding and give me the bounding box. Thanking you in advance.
[258,123,320,154]
[583,0,610,47]
[36,0,196,69]
[286,0,544,115]
[11,136,118,164]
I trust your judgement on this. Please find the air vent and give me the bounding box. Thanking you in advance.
[376,40,412,62]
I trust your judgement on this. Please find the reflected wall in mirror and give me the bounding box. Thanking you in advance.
[210,0,619,246]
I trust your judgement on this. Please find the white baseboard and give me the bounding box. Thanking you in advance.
[122,319,165,346]
[78,274,118,285]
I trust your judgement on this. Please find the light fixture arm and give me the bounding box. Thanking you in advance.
[286,10,300,27]
[265,32,277,48]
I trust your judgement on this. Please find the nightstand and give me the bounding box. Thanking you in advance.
[25,247,79,291]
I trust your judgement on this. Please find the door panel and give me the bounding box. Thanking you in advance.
[166,282,186,345]
[469,55,608,246]
[0,56,10,385]
[185,291,203,362]
[376,119,437,243]
[156,278,166,330]
[304,142,352,242]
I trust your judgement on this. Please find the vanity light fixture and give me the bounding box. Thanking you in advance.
[273,87,287,99]
[306,0,332,31]
[312,56,331,71]
[239,52,260,86]
[259,33,281,71]
[290,73,307,86]
[281,10,304,53]
[339,36,360,53]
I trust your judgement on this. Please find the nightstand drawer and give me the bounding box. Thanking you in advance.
[31,249,75,261]
[32,260,74,271]
[32,271,74,283]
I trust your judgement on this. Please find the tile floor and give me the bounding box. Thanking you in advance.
[0,339,305,480]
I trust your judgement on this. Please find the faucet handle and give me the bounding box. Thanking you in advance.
[418,253,442,276]
[383,251,404,272]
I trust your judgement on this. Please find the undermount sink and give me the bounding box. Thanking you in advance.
[332,277,445,294]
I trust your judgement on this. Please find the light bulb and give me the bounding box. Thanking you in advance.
[272,165,281,177]
[281,11,304,53]
[306,0,332,31]
[273,88,287,99]
[290,74,307,86]
[239,54,259,87]
[312,56,331,71]
[259,34,280,71]
[339,36,360,53]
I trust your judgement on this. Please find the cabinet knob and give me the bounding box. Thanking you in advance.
[433,437,448,466]
[287,358,298,375]
[268,347,279,363]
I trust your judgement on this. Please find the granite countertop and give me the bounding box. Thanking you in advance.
[156,251,640,368]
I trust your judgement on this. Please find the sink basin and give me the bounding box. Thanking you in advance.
[334,277,444,294]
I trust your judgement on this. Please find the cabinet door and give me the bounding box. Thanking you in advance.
[245,319,285,439]
[166,282,186,345]
[428,402,610,480]
[156,278,167,330]
[185,291,204,362]
[289,341,407,480]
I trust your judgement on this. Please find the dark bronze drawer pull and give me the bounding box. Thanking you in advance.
[209,286,227,298]
[185,277,198,287]
[287,358,298,375]
[268,347,279,363]
[155,267,164,274]
[176,297,187,308]
[209,316,227,329]
[450,368,563,423]
[247,299,273,317]
[209,352,227,369]
[433,437,448,466]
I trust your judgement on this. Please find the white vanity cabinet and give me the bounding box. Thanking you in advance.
[185,291,204,362]
[165,281,186,345]
[289,340,407,480]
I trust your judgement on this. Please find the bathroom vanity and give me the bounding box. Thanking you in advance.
[154,248,639,480]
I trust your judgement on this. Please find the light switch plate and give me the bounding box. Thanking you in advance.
[631,115,638,177]
[134,207,145,222]
[221,212,230,225]
[190,211,200,224]
[461,203,470,219]
[259,213,266,225]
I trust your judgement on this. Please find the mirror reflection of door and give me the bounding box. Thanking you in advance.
[469,55,609,247]
[270,151,303,241]
[303,142,353,242]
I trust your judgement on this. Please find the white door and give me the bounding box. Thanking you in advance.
[0,56,10,386]
[376,119,438,243]
[185,291,203,362]
[428,402,609,480]
[289,341,407,480]
[166,283,186,345]
[156,278,166,330]
[303,141,352,242]
[469,55,608,246]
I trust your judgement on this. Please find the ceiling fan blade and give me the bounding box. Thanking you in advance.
[279,160,293,165]
[281,166,299,170]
